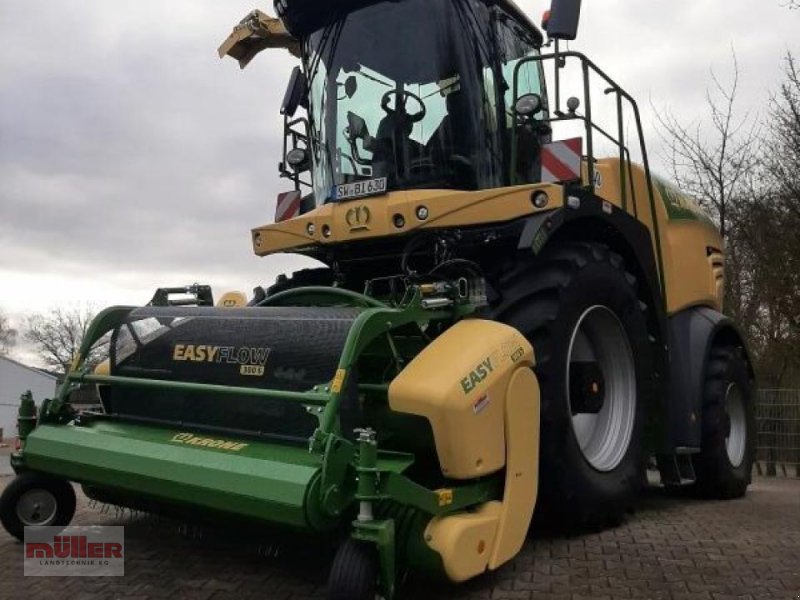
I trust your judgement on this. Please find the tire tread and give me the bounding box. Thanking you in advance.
[0,472,76,541]
[693,345,754,499]
[327,539,378,600]
[493,241,653,529]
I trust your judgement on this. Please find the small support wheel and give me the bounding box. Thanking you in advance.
[327,538,378,600]
[0,472,76,541]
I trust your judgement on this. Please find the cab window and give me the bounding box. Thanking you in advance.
[495,15,544,126]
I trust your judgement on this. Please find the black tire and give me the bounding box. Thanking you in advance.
[692,346,755,499]
[327,538,378,600]
[0,472,76,541]
[493,242,655,528]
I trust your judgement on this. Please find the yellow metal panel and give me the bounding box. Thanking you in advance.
[590,158,724,315]
[388,319,533,479]
[424,502,502,582]
[489,366,540,569]
[252,185,562,256]
[591,158,664,260]
[663,221,724,313]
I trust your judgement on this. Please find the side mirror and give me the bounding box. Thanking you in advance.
[344,76,358,99]
[281,66,308,117]
[546,0,582,41]
[346,111,369,140]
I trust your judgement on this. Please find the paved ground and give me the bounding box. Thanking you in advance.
[0,461,798,599]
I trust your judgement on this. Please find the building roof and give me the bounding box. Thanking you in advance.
[0,355,59,381]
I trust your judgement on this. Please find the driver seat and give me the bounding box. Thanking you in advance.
[370,95,427,183]
[427,91,479,189]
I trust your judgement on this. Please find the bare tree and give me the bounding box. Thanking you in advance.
[737,199,800,386]
[654,52,760,238]
[748,52,800,386]
[0,310,17,355]
[766,53,800,218]
[653,51,766,354]
[24,307,106,374]
[652,50,797,387]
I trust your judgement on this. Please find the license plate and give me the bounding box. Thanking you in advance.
[333,177,387,201]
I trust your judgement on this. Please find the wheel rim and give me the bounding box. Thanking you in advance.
[16,489,58,527]
[725,383,747,468]
[567,305,637,472]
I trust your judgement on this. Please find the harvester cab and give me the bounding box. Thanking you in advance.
[250,0,567,201]
[3,1,757,599]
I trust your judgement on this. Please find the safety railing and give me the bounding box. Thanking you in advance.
[754,389,800,478]
[512,48,667,302]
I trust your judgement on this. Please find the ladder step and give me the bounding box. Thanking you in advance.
[657,452,698,487]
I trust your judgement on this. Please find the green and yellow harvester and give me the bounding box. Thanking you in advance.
[1,1,756,597]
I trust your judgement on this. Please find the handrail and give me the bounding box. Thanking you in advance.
[71,373,332,406]
[511,49,666,303]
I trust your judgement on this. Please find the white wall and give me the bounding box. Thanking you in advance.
[0,357,57,441]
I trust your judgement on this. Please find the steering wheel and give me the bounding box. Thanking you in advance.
[380,89,426,124]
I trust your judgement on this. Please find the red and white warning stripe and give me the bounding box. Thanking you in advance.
[275,190,302,222]
[541,138,583,183]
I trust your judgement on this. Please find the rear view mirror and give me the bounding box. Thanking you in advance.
[344,76,358,99]
[546,0,582,41]
[346,111,369,140]
[281,66,308,117]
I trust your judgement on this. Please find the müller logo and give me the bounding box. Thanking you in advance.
[26,535,123,559]
[24,526,125,576]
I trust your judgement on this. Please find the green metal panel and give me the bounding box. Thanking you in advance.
[23,421,323,529]
[19,420,419,531]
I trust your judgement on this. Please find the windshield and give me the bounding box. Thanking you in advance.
[305,0,506,203]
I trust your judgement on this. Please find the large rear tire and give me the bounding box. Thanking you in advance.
[0,472,76,541]
[692,346,755,498]
[493,242,655,528]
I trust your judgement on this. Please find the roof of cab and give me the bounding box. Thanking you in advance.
[496,0,545,44]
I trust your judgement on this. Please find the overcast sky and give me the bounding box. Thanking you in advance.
[1,0,798,364]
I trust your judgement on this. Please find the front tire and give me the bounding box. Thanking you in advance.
[494,242,655,527]
[692,346,755,498]
[327,539,378,600]
[0,472,76,541]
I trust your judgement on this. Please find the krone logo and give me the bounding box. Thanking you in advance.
[346,205,371,231]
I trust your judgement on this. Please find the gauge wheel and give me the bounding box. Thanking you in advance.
[692,346,755,498]
[0,472,76,541]
[327,538,378,600]
[494,241,655,527]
